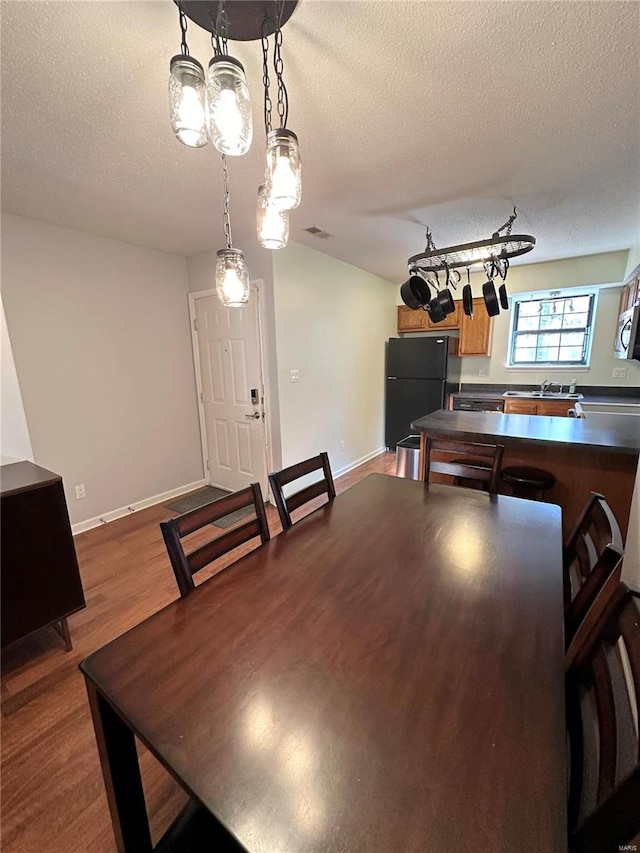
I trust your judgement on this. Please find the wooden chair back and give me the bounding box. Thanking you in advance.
[565,582,640,852]
[563,492,624,646]
[268,452,336,531]
[424,437,504,494]
[160,484,270,597]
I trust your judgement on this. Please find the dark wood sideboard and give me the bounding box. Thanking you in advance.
[1,461,85,650]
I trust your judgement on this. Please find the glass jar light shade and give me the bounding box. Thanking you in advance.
[168,56,208,148]
[257,184,289,250]
[206,56,253,156]
[215,249,250,307]
[265,129,301,211]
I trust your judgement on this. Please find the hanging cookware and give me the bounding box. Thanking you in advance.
[482,280,500,316]
[400,273,431,310]
[437,288,455,316]
[462,267,473,318]
[427,296,446,323]
[497,256,510,309]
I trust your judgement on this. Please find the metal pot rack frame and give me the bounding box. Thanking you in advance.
[407,234,536,275]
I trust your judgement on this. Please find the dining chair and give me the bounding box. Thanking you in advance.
[160,483,270,597]
[268,452,336,531]
[563,491,625,647]
[564,581,640,853]
[423,437,504,494]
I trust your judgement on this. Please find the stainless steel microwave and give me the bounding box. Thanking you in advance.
[615,305,640,360]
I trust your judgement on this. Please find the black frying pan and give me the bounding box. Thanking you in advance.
[498,257,510,309]
[400,275,431,310]
[498,283,509,310]
[482,280,500,317]
[462,268,473,317]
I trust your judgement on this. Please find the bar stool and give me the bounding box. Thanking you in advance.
[500,466,555,500]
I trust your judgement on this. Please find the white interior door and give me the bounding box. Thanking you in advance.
[190,288,268,494]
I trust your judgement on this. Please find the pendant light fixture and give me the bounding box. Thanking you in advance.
[206,4,253,156]
[257,183,289,249]
[263,4,302,211]
[168,6,207,148]
[215,155,250,307]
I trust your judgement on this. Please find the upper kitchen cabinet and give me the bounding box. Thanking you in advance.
[397,306,429,332]
[397,299,492,356]
[458,299,492,356]
[619,264,640,312]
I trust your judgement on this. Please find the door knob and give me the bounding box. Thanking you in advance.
[245,412,260,419]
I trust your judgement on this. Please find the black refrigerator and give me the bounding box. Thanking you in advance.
[385,336,461,450]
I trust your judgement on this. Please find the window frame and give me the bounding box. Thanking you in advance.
[507,290,598,369]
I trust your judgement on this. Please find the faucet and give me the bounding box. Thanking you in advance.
[540,379,562,395]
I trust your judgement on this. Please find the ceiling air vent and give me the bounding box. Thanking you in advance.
[303,226,333,239]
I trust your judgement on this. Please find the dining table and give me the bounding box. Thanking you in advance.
[81,473,567,853]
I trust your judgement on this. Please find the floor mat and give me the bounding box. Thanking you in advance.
[164,486,253,529]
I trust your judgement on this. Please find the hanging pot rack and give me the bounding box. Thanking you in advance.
[408,233,535,274]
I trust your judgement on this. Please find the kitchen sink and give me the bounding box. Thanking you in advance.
[503,391,583,400]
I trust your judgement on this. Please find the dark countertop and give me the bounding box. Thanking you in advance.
[411,409,640,454]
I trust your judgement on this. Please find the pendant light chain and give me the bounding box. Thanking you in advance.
[178,4,190,55]
[273,1,289,128]
[221,154,233,249]
[261,27,273,136]
[492,206,518,239]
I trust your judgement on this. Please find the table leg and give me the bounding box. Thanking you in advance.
[53,617,72,651]
[85,680,153,853]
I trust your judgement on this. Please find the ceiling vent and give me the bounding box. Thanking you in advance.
[303,226,333,239]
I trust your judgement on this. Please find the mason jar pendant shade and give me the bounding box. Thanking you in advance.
[266,129,301,210]
[215,249,250,307]
[168,56,208,148]
[206,56,253,156]
[257,184,289,249]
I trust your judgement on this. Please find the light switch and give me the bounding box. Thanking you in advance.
[290,369,300,382]
[613,367,627,378]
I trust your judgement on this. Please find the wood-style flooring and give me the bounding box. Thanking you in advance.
[1,451,396,853]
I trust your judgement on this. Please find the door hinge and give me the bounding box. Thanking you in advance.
[206,458,209,470]
[193,318,197,332]
[200,391,204,403]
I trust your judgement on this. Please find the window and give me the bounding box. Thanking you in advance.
[508,292,596,367]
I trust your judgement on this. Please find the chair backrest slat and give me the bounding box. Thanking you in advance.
[424,437,504,494]
[160,483,270,596]
[566,583,640,853]
[268,452,335,531]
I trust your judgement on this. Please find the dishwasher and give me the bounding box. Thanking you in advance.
[451,397,505,413]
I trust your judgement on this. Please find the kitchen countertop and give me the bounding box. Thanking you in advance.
[411,409,640,454]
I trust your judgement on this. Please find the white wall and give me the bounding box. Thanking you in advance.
[398,250,639,387]
[272,240,397,472]
[1,214,203,524]
[1,296,33,463]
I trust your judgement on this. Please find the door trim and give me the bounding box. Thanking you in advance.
[188,284,271,493]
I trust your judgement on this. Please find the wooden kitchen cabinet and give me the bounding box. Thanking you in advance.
[504,398,573,417]
[1,461,85,650]
[458,299,492,356]
[397,305,428,332]
[619,264,640,312]
[397,299,491,356]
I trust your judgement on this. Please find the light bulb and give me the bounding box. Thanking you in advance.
[266,129,301,210]
[206,56,252,156]
[215,249,250,307]
[169,56,207,148]
[257,184,289,250]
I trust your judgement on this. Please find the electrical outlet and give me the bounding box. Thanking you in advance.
[339,440,345,452]
[75,484,86,500]
[478,367,486,377]
[613,366,627,378]
[289,369,299,382]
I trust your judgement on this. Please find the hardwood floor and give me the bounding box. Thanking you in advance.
[1,452,396,853]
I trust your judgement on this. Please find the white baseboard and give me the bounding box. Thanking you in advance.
[333,447,387,479]
[71,479,206,536]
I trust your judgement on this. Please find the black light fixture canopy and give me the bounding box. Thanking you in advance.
[178,0,298,41]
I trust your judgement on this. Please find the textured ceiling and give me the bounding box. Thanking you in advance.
[1,0,639,283]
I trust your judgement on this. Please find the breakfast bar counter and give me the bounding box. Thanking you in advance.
[411,409,639,538]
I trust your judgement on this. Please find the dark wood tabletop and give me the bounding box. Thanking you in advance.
[81,474,567,853]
